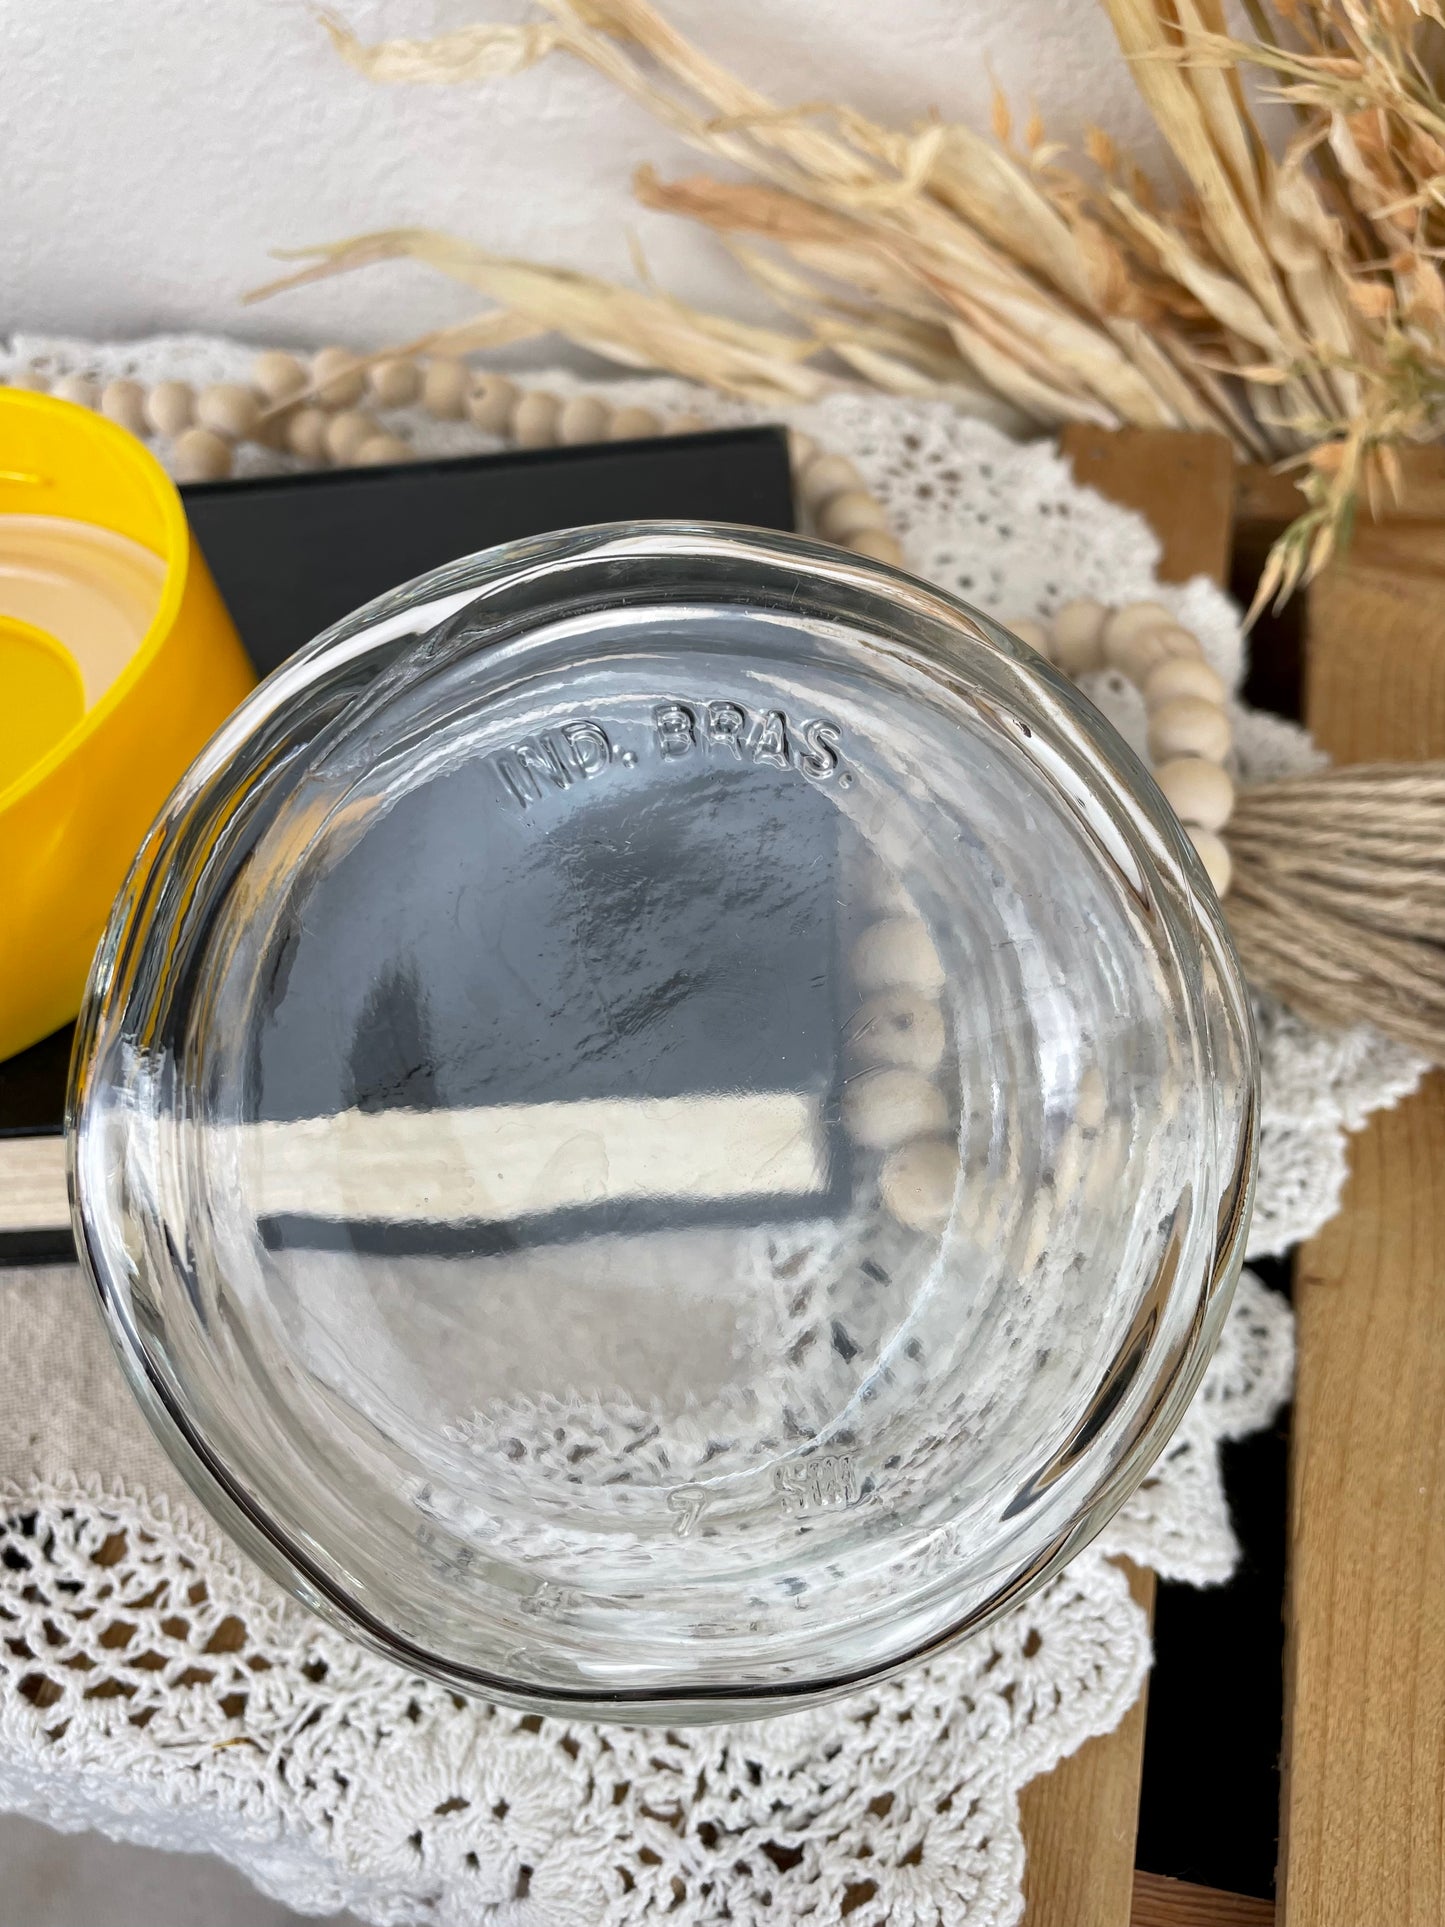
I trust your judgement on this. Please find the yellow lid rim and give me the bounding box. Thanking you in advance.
[0,391,194,814]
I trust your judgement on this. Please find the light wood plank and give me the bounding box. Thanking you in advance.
[1019,427,1235,1927]
[1020,1562,1157,1925]
[1237,449,1445,532]
[1279,561,1445,1926]
[1060,426,1235,585]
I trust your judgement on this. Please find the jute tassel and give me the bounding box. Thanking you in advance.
[1225,764,1445,1062]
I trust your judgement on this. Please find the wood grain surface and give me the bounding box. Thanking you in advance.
[1278,557,1445,1926]
[1020,1563,1158,1925]
[1236,449,1445,534]
[1060,426,1236,587]
[1132,1871,1275,1926]
[1019,427,1235,1926]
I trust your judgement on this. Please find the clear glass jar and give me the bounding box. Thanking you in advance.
[70,523,1256,1722]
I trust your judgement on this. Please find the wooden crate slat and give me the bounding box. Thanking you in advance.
[1237,451,1445,533]
[1132,1871,1275,1926]
[1020,1564,1157,1925]
[1279,559,1445,1927]
[1019,426,1235,1926]
[1059,426,1235,586]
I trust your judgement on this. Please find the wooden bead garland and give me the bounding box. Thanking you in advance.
[1148,694,1231,763]
[324,409,378,465]
[171,426,232,484]
[195,382,261,442]
[609,404,661,441]
[420,358,470,421]
[512,390,561,448]
[52,373,97,410]
[285,406,330,463]
[253,351,308,403]
[369,357,422,408]
[99,378,148,437]
[468,374,516,433]
[144,380,194,439]
[1,353,1233,899]
[1006,597,1237,894]
[879,1138,955,1234]
[355,433,411,467]
[557,394,609,445]
[8,356,911,594]
[310,347,366,410]
[842,1067,949,1151]
[848,527,905,567]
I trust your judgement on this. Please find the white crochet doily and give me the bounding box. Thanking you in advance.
[0,332,1418,1926]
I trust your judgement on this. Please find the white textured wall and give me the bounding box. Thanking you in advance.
[1,0,1167,352]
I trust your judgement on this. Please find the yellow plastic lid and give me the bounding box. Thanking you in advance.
[0,615,85,790]
[0,391,256,1058]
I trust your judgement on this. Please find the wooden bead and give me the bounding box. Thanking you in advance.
[851,918,945,994]
[285,405,330,462]
[1147,695,1230,763]
[250,402,295,452]
[557,394,611,445]
[353,434,411,466]
[253,351,308,402]
[196,382,261,441]
[1102,600,1174,649]
[1104,624,1174,683]
[819,488,889,543]
[799,452,862,509]
[7,367,49,391]
[1142,654,1226,706]
[311,347,366,409]
[52,374,96,408]
[1154,756,1235,831]
[665,411,708,435]
[1122,625,1200,684]
[609,403,661,441]
[1051,597,1106,660]
[512,389,560,448]
[171,426,233,482]
[1005,616,1049,657]
[880,1137,956,1233]
[145,380,194,437]
[1189,826,1233,896]
[468,374,517,433]
[848,528,905,568]
[850,988,946,1073]
[324,409,378,465]
[787,428,817,469]
[1051,630,1103,676]
[99,378,148,436]
[422,358,470,420]
[842,1068,948,1151]
[368,357,422,407]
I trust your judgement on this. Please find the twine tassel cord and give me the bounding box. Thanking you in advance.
[1225,763,1445,1060]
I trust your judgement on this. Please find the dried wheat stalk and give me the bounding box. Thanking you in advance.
[251,0,1445,607]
